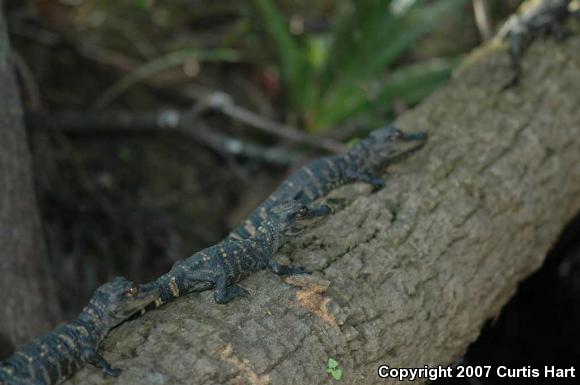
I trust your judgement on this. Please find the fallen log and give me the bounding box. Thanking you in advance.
[64,27,580,385]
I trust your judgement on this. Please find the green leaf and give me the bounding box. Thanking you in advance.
[331,368,343,380]
[312,56,459,129]
[327,357,339,369]
[134,0,152,10]
[253,0,310,108]
[305,35,330,73]
[326,357,343,380]
[365,0,467,75]
[375,56,460,106]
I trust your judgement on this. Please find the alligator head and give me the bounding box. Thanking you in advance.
[268,201,332,237]
[352,125,428,169]
[83,277,160,329]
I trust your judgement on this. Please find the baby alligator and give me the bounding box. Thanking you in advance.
[0,277,159,385]
[228,125,427,241]
[498,0,578,88]
[143,201,331,306]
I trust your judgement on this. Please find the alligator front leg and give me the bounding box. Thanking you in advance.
[502,1,575,89]
[548,21,573,40]
[269,261,308,275]
[86,351,122,377]
[346,168,385,191]
[214,274,251,304]
[502,27,528,89]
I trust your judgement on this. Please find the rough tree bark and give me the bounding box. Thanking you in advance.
[0,5,60,357]
[65,29,580,385]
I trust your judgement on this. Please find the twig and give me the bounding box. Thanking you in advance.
[200,91,347,154]
[11,51,42,111]
[90,49,242,111]
[472,0,492,41]
[76,43,140,73]
[9,19,140,73]
[26,109,302,166]
[7,20,60,46]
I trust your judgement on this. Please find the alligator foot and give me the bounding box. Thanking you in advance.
[87,352,122,377]
[214,274,251,304]
[269,261,309,275]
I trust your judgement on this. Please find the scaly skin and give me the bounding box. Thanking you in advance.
[228,125,427,241]
[0,278,159,385]
[143,201,331,306]
[498,0,578,88]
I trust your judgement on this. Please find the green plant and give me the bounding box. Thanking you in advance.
[254,0,467,132]
[326,357,343,380]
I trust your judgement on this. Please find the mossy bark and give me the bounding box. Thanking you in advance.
[0,5,60,357]
[64,31,580,385]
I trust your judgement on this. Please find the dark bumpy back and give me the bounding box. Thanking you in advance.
[228,126,427,241]
[0,278,158,385]
[0,323,94,385]
[149,201,332,306]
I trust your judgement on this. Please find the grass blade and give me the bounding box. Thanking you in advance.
[92,48,240,110]
[253,0,309,107]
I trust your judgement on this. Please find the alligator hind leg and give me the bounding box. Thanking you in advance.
[86,352,122,377]
[180,269,215,292]
[548,22,573,41]
[269,261,308,275]
[214,274,250,304]
[503,31,525,89]
[502,1,575,89]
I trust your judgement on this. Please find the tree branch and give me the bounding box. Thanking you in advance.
[198,91,348,154]
[27,109,303,166]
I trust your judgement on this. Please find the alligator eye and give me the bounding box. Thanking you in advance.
[126,284,139,297]
[297,207,308,217]
[393,129,403,139]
